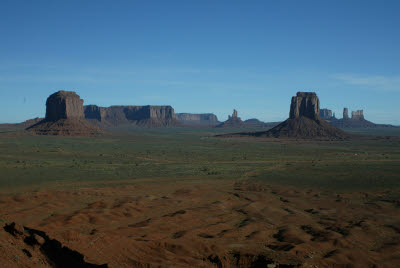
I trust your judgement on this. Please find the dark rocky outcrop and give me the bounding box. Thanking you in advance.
[343,108,349,119]
[84,105,180,128]
[27,91,102,136]
[215,109,247,128]
[175,113,219,126]
[3,222,107,268]
[219,92,349,139]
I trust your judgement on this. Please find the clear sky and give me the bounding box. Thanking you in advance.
[1,0,399,124]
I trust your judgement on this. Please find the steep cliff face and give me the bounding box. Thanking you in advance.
[289,92,320,120]
[84,105,180,127]
[45,91,84,121]
[343,108,349,119]
[175,113,219,126]
[27,91,101,136]
[84,105,105,121]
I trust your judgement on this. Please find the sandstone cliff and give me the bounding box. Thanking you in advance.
[175,113,219,126]
[84,105,180,128]
[289,92,320,120]
[45,91,85,121]
[27,91,102,136]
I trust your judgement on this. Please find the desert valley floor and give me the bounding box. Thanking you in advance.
[1,127,400,267]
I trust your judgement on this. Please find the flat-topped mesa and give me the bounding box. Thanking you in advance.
[343,108,349,119]
[289,92,320,120]
[175,113,219,126]
[45,91,84,121]
[83,105,180,127]
[351,110,364,120]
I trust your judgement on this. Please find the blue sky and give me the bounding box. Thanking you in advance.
[1,0,399,124]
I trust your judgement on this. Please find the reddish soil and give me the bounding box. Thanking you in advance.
[26,119,102,136]
[1,179,399,267]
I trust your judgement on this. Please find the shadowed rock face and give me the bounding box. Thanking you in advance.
[343,108,349,119]
[84,105,180,127]
[45,91,84,121]
[289,92,320,120]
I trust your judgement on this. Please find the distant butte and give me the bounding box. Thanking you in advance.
[27,91,102,136]
[215,109,247,128]
[219,92,349,139]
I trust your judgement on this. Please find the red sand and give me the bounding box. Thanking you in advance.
[1,178,399,267]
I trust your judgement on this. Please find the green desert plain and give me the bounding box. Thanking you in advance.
[1,126,400,267]
[0,127,400,193]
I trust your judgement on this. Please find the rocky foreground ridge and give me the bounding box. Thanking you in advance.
[1,222,107,267]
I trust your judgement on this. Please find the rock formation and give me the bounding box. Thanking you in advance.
[232,109,238,119]
[45,91,85,121]
[219,92,349,139]
[215,109,247,128]
[84,105,180,128]
[327,108,398,128]
[175,113,219,126]
[343,108,349,119]
[289,92,320,120]
[320,109,335,120]
[351,110,364,120]
[2,222,107,267]
[27,91,102,136]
